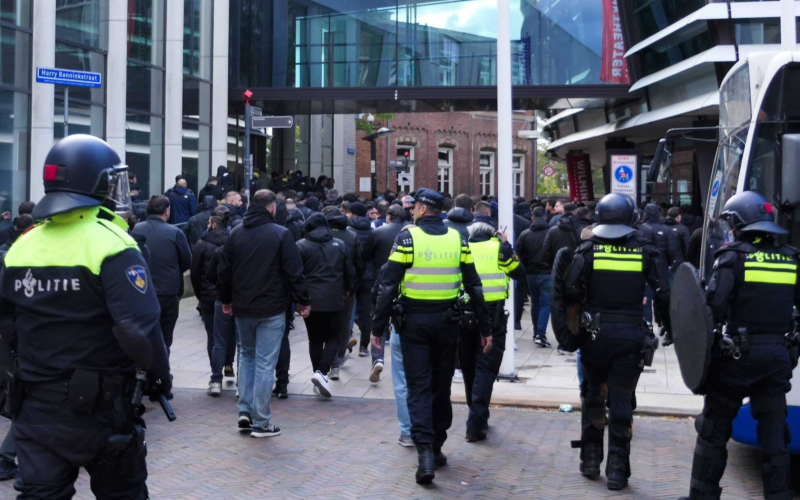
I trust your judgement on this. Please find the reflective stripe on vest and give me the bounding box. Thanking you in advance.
[470,239,508,302]
[593,251,643,273]
[744,261,798,285]
[400,227,463,300]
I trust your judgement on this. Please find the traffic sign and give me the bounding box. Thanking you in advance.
[252,115,294,129]
[36,67,102,88]
[389,166,410,173]
[542,164,556,177]
[250,106,262,117]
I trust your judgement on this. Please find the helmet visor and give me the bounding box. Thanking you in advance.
[108,167,132,216]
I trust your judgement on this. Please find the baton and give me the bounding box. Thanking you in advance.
[157,393,177,422]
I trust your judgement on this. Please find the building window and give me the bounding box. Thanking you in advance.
[55,0,106,48]
[396,145,415,193]
[438,148,453,195]
[438,37,459,87]
[512,154,525,198]
[182,0,212,195]
[735,19,781,45]
[127,0,166,199]
[479,151,494,197]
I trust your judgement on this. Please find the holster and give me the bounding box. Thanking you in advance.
[641,326,658,367]
[93,422,146,476]
[68,369,100,414]
[391,302,405,333]
[788,332,800,369]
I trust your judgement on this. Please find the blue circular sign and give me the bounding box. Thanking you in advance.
[614,165,633,184]
[711,179,720,197]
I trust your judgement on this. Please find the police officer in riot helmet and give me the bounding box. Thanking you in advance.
[0,135,171,499]
[679,191,798,500]
[563,193,671,491]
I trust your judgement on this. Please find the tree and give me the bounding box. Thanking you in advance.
[356,113,396,135]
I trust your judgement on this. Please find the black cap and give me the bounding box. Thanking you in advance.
[532,207,546,220]
[414,188,444,210]
[349,202,367,217]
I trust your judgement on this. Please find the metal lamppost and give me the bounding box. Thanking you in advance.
[518,129,541,199]
[362,126,394,196]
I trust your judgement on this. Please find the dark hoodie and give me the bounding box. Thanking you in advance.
[517,217,552,274]
[199,181,225,201]
[641,204,679,270]
[168,185,198,224]
[664,216,691,265]
[297,214,355,312]
[681,212,703,236]
[184,195,217,247]
[542,213,581,266]
[443,207,474,240]
[347,215,374,282]
[326,213,366,281]
[216,166,234,190]
[191,227,229,304]
[217,204,310,317]
[284,208,305,242]
[306,196,320,212]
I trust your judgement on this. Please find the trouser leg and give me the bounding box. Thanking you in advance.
[356,282,373,349]
[157,295,180,353]
[333,294,356,367]
[224,320,237,367]
[211,300,234,383]
[431,323,458,450]
[605,345,643,481]
[400,314,435,446]
[305,314,325,374]
[390,328,412,437]
[458,327,479,410]
[750,389,792,500]
[200,301,215,363]
[687,392,742,499]
[275,307,292,391]
[467,331,505,432]
[318,312,341,375]
[0,424,16,463]
[527,275,540,337]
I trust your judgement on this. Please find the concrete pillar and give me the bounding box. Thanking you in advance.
[281,128,296,173]
[163,0,184,191]
[30,0,56,205]
[211,0,230,173]
[103,0,127,159]
[309,114,323,177]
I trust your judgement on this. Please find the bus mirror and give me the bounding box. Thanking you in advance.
[781,134,800,204]
[648,138,674,183]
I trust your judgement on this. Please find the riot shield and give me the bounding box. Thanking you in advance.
[550,247,584,353]
[669,263,715,394]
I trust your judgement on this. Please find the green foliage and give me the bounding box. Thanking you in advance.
[356,113,396,135]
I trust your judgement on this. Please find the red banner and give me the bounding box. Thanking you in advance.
[600,0,630,84]
[566,152,594,203]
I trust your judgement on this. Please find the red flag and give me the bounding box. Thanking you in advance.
[600,0,630,84]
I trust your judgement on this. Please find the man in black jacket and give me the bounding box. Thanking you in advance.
[132,195,192,353]
[664,207,691,270]
[516,207,553,347]
[297,214,355,398]
[190,207,231,395]
[199,176,224,201]
[639,204,679,325]
[443,194,474,239]
[543,203,581,266]
[184,195,218,247]
[680,204,703,235]
[347,202,376,363]
[217,189,311,438]
[0,201,34,247]
[324,206,365,380]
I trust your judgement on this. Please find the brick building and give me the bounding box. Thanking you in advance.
[356,112,537,199]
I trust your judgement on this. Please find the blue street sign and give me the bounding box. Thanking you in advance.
[36,67,102,88]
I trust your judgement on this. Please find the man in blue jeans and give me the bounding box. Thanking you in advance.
[217,189,311,438]
[516,207,553,347]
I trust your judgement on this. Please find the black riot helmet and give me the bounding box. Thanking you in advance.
[719,190,787,235]
[592,193,637,239]
[33,135,131,220]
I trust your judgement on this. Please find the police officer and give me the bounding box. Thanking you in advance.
[459,220,525,442]
[371,188,491,485]
[679,191,797,500]
[567,193,671,491]
[0,135,171,499]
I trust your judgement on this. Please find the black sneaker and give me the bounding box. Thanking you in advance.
[238,412,253,431]
[0,458,18,481]
[224,365,235,378]
[534,336,552,348]
[272,386,288,399]
[514,322,522,331]
[251,423,281,438]
[466,428,487,443]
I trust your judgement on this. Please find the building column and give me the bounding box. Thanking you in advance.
[308,114,323,177]
[163,0,184,191]
[211,0,230,174]
[103,0,127,160]
[29,0,56,204]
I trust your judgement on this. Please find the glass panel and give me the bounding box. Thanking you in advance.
[0,0,31,28]
[184,0,212,79]
[0,89,29,225]
[127,62,163,114]
[633,0,708,42]
[182,121,210,195]
[56,0,106,49]
[0,26,30,89]
[126,113,163,200]
[54,43,106,104]
[638,22,712,76]
[127,0,165,67]
[734,19,781,45]
[182,77,211,124]
[54,98,105,139]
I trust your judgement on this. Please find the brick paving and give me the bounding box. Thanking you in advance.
[1,389,796,499]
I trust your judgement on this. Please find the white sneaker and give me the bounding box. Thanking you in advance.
[369,361,384,383]
[207,381,222,396]
[453,369,464,383]
[311,371,332,398]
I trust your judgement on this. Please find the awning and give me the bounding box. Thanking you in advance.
[543,108,584,129]
[629,45,736,92]
[625,4,729,58]
[547,90,719,156]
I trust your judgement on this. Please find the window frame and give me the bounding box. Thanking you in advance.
[512,153,525,198]
[437,147,453,194]
[479,150,495,197]
[396,145,415,193]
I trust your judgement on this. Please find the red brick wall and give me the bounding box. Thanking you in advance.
[355,112,536,199]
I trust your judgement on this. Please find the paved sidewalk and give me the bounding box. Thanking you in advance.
[172,298,703,415]
[1,390,793,499]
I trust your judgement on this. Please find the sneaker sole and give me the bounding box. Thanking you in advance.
[397,439,414,448]
[330,374,340,381]
[369,364,383,383]
[415,471,435,485]
[210,391,221,397]
[311,377,332,398]
[250,430,281,438]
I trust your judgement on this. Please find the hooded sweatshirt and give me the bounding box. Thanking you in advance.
[542,213,581,266]
[297,214,355,312]
[443,207,474,240]
[641,204,680,270]
[168,185,198,224]
[517,217,552,274]
[347,215,374,281]
[184,195,218,247]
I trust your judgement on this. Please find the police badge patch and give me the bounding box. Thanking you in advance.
[126,266,148,294]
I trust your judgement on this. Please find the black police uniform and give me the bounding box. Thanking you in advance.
[372,189,491,484]
[569,194,671,490]
[0,135,170,500]
[682,193,797,500]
